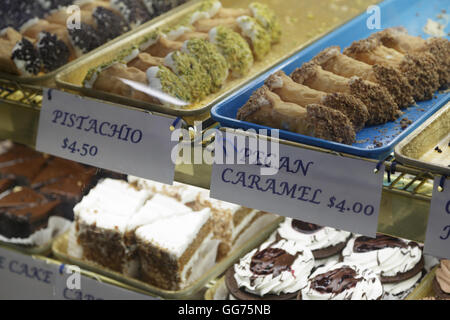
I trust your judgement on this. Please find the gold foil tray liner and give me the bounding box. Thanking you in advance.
[56,0,379,118]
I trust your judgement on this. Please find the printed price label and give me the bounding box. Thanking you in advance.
[424,177,450,259]
[210,131,384,237]
[36,89,178,184]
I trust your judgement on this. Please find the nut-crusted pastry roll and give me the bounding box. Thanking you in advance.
[164,51,212,101]
[265,71,369,131]
[68,22,103,57]
[128,52,163,72]
[217,7,251,18]
[144,36,183,57]
[291,62,400,125]
[344,38,440,101]
[181,38,229,92]
[312,46,414,108]
[193,17,240,33]
[209,26,254,78]
[372,27,450,88]
[237,86,356,144]
[236,16,271,61]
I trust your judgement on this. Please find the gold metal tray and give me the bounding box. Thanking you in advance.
[205,267,438,300]
[52,217,283,300]
[55,0,379,118]
[0,1,195,87]
[395,103,450,176]
[0,241,52,256]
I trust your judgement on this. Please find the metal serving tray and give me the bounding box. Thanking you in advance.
[395,103,449,176]
[52,217,283,300]
[0,1,195,87]
[211,0,450,160]
[55,0,379,118]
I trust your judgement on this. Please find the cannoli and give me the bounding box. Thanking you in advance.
[181,38,229,92]
[11,38,42,76]
[110,0,152,28]
[161,25,209,42]
[46,8,95,26]
[92,6,130,41]
[193,17,240,33]
[236,86,356,145]
[0,28,25,75]
[188,0,222,24]
[372,27,450,88]
[91,63,158,103]
[146,65,193,105]
[37,31,70,72]
[209,26,253,78]
[344,38,440,101]
[128,52,163,71]
[68,22,103,57]
[291,62,400,125]
[265,70,369,131]
[216,7,251,19]
[164,51,212,101]
[236,16,271,61]
[142,0,187,16]
[144,35,183,57]
[78,1,115,13]
[312,46,414,108]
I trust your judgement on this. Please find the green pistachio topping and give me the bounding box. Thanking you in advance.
[212,26,254,78]
[156,65,193,103]
[237,16,271,61]
[138,30,160,51]
[166,51,212,101]
[183,38,228,92]
[249,2,282,43]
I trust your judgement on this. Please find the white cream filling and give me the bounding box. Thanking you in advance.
[208,27,218,44]
[163,26,192,41]
[301,263,383,300]
[139,34,160,51]
[163,52,178,73]
[277,218,351,252]
[189,1,222,24]
[342,236,423,277]
[382,271,422,298]
[234,239,314,296]
[122,48,140,64]
[236,16,258,43]
[146,66,163,91]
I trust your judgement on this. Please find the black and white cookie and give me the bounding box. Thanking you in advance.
[92,6,130,41]
[68,22,103,56]
[37,32,70,72]
[110,0,153,28]
[11,38,42,76]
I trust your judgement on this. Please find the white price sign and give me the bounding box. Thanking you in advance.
[210,131,384,237]
[424,177,450,259]
[36,89,178,184]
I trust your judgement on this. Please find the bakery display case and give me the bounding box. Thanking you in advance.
[0,0,449,301]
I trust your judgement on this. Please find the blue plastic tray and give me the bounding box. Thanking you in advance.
[211,0,450,160]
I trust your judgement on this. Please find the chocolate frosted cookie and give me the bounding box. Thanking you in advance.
[37,32,70,72]
[226,238,314,300]
[275,218,351,267]
[92,7,130,42]
[299,262,383,300]
[11,38,42,76]
[434,260,450,300]
[342,234,424,299]
[68,22,103,57]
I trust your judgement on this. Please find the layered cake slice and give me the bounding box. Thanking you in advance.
[0,187,60,238]
[73,178,152,277]
[135,208,219,290]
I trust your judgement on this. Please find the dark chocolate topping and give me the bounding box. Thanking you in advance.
[149,0,187,15]
[250,247,298,277]
[11,38,42,76]
[68,23,103,54]
[311,266,362,294]
[93,7,130,42]
[291,219,323,234]
[353,234,410,253]
[37,32,70,72]
[112,0,153,25]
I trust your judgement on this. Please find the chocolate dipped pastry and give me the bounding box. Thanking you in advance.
[274,218,351,267]
[312,46,415,108]
[209,26,254,78]
[344,37,440,101]
[371,27,450,88]
[291,62,400,125]
[265,70,369,131]
[110,0,152,28]
[237,85,356,145]
[37,32,70,72]
[143,0,187,16]
[92,6,130,42]
[299,262,383,300]
[342,234,424,299]
[68,22,103,57]
[226,238,314,300]
[0,187,60,238]
[11,38,42,76]
[433,260,450,300]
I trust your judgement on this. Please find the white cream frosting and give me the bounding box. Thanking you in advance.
[236,16,258,42]
[342,236,423,277]
[301,263,383,300]
[382,271,422,298]
[163,26,192,41]
[233,239,314,297]
[277,218,351,252]
[189,0,222,24]
[146,66,164,91]
[135,208,211,258]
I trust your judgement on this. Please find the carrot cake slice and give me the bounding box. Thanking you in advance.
[135,208,219,290]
